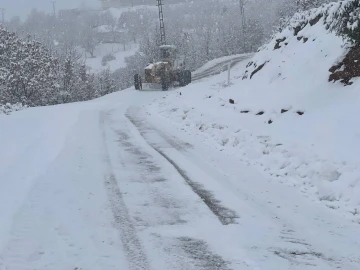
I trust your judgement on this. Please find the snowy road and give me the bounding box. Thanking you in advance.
[1,89,360,270]
[192,54,252,82]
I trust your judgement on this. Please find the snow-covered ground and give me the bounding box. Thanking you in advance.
[85,43,139,72]
[1,86,360,269]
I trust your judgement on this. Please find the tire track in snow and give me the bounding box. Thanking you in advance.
[113,129,188,227]
[146,146,238,225]
[100,112,151,270]
[177,237,231,270]
[108,115,233,269]
[126,112,239,226]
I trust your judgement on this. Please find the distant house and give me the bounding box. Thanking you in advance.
[95,24,129,44]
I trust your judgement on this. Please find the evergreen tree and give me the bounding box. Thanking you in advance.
[98,68,116,96]
[0,27,115,106]
[331,0,360,44]
[0,28,58,106]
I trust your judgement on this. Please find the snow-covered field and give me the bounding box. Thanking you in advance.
[85,43,139,72]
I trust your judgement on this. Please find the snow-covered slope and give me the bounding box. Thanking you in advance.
[84,5,150,72]
[147,0,360,223]
[85,43,139,72]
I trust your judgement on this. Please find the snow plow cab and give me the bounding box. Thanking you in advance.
[134,45,191,91]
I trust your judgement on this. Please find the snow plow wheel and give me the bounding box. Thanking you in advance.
[134,74,142,90]
[179,70,192,87]
[184,70,192,85]
[179,71,186,87]
[161,73,169,91]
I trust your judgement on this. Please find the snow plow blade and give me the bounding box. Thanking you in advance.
[141,83,163,91]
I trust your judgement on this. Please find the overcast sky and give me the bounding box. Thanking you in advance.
[0,0,100,20]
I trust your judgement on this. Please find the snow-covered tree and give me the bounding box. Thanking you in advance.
[331,0,360,44]
[0,28,58,106]
[97,68,116,96]
[0,27,116,106]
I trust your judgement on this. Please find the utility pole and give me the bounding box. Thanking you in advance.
[50,1,56,53]
[0,8,5,25]
[239,0,246,53]
[51,1,56,17]
[156,0,166,46]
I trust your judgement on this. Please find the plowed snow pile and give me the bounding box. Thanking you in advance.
[148,0,360,222]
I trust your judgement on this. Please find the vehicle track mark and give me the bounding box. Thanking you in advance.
[126,113,239,225]
[100,112,151,270]
[147,146,238,225]
[177,237,231,270]
[113,129,188,227]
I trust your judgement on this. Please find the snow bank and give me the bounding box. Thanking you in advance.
[147,1,360,223]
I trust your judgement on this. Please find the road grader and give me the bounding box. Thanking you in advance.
[134,0,191,91]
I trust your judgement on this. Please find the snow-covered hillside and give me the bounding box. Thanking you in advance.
[85,43,139,72]
[147,0,360,223]
[83,4,156,73]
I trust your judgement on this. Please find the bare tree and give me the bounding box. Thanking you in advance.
[81,26,98,58]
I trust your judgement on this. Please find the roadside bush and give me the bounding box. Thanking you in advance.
[102,54,116,66]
